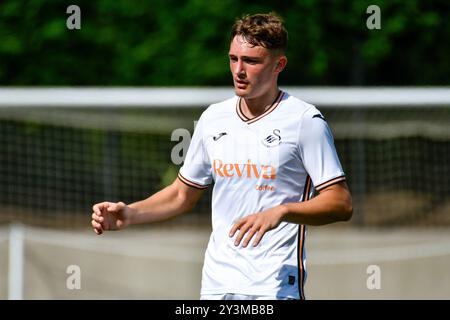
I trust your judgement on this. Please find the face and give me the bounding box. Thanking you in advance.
[229,35,286,99]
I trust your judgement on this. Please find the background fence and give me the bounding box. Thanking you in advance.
[0,87,449,228]
[0,87,449,299]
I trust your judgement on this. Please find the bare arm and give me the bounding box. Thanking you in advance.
[281,181,353,225]
[128,178,204,224]
[91,177,204,234]
[230,181,353,247]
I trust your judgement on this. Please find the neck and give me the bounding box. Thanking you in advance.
[241,86,280,118]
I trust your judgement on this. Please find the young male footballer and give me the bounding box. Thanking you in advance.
[91,12,352,300]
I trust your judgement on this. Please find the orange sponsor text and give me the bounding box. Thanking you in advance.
[213,159,277,179]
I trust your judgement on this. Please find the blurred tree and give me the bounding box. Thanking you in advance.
[0,0,448,86]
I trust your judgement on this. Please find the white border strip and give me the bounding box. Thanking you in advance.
[24,228,205,264]
[8,223,24,300]
[0,87,449,108]
[23,227,450,265]
[287,87,450,107]
[309,241,450,265]
[4,225,450,266]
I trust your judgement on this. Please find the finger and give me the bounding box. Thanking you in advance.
[91,212,104,223]
[242,227,258,248]
[93,228,102,235]
[107,202,123,212]
[92,205,101,216]
[91,220,102,230]
[234,223,252,246]
[252,227,267,247]
[93,202,109,215]
[229,219,245,237]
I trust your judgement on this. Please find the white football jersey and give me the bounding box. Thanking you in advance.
[179,90,346,299]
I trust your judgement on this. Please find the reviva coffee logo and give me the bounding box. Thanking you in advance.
[213,159,277,179]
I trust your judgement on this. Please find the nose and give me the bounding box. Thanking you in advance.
[235,60,245,78]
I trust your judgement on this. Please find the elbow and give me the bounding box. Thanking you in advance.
[177,192,194,213]
[341,194,353,222]
[176,190,198,213]
[341,204,353,222]
[185,198,197,212]
[333,188,353,222]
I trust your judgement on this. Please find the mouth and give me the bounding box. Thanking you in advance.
[235,79,248,89]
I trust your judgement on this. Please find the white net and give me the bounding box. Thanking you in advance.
[0,87,449,227]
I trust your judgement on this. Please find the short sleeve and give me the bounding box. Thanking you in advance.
[297,108,346,191]
[178,112,212,189]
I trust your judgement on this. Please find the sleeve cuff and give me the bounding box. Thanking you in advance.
[177,172,210,190]
[314,175,346,191]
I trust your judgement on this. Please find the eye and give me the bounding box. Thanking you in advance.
[244,58,258,64]
[229,56,237,62]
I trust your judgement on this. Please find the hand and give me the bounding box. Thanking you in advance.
[91,201,133,235]
[229,205,286,248]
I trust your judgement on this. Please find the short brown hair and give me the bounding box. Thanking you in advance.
[230,13,288,53]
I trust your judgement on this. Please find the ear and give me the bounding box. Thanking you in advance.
[275,55,288,73]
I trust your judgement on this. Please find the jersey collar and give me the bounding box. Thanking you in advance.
[236,90,284,124]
